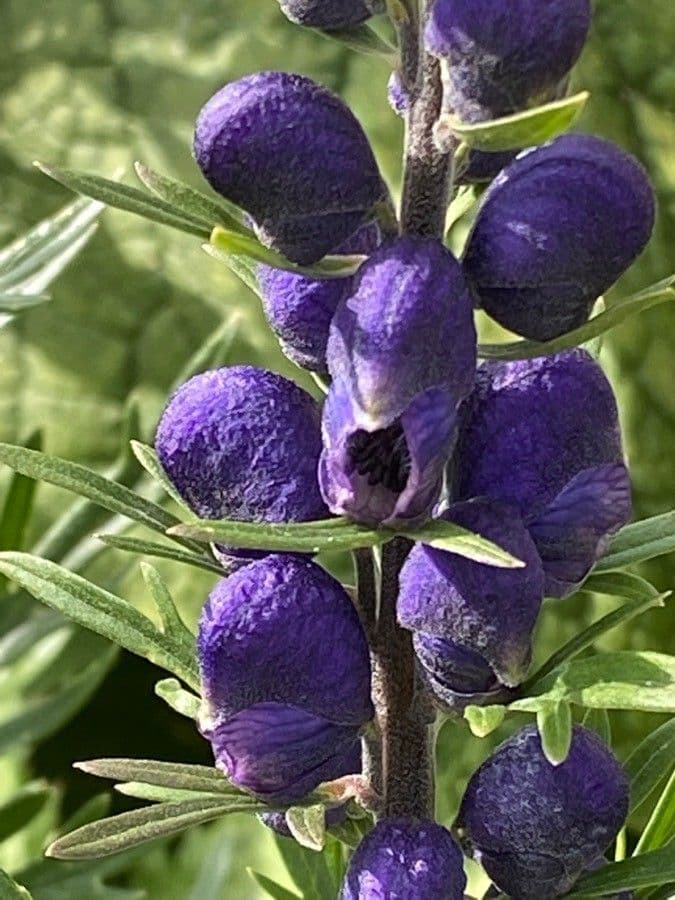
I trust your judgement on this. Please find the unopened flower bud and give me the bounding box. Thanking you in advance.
[277,0,384,30]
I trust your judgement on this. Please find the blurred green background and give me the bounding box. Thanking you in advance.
[0,1,673,897]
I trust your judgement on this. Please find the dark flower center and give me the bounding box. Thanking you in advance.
[347,422,411,493]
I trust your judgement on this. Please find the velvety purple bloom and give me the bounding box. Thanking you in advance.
[320,236,477,528]
[258,222,380,372]
[463,135,655,340]
[457,725,629,899]
[340,818,466,899]
[198,555,373,804]
[194,72,385,265]
[452,351,631,596]
[398,499,544,710]
[277,0,384,30]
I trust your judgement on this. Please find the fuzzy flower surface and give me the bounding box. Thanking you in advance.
[452,350,631,596]
[398,499,544,710]
[194,71,385,264]
[463,134,655,340]
[340,818,467,899]
[277,0,384,30]
[197,555,373,804]
[320,236,476,527]
[457,725,629,898]
[259,222,380,372]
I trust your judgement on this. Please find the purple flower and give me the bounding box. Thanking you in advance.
[197,555,373,804]
[277,0,385,30]
[457,725,629,899]
[340,818,467,899]
[452,351,631,596]
[319,236,477,528]
[463,135,655,340]
[194,72,385,265]
[259,222,380,372]
[398,499,544,710]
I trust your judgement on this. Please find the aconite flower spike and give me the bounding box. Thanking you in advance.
[452,350,632,596]
[277,0,385,30]
[197,555,373,804]
[340,818,467,900]
[320,236,477,528]
[194,71,385,265]
[463,134,655,340]
[398,498,544,711]
[457,725,629,899]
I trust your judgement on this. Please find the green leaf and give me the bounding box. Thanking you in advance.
[247,870,301,900]
[512,651,675,715]
[596,510,675,572]
[129,441,187,508]
[0,431,42,552]
[0,294,50,314]
[311,23,398,62]
[0,870,32,899]
[114,784,221,804]
[0,783,53,843]
[582,708,612,747]
[274,834,339,900]
[411,519,525,568]
[567,845,675,897]
[96,534,223,575]
[35,163,210,239]
[46,796,265,860]
[154,678,201,720]
[625,718,675,813]
[443,91,589,152]
[74,759,241,796]
[536,701,573,765]
[464,704,506,738]
[635,769,675,855]
[285,805,327,852]
[478,275,675,361]
[0,552,200,691]
[140,563,195,646]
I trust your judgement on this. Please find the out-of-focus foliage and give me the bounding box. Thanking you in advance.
[0,0,673,896]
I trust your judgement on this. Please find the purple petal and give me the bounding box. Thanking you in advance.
[463,134,655,340]
[457,725,629,899]
[194,72,385,264]
[278,0,385,30]
[340,818,466,900]
[529,463,632,597]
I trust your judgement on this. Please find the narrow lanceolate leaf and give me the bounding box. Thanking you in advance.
[114,784,222,804]
[208,226,364,280]
[478,275,675,361]
[129,441,187,508]
[248,870,301,900]
[154,678,201,720]
[74,760,240,796]
[285,804,327,852]
[0,784,53,843]
[411,519,525,568]
[582,708,612,747]
[523,574,669,689]
[34,163,210,239]
[0,870,32,899]
[536,701,573,766]
[0,431,42,552]
[567,845,675,897]
[0,553,200,691]
[634,769,675,855]
[96,534,223,575]
[312,23,398,62]
[46,797,266,860]
[624,717,675,813]
[512,651,675,714]
[0,293,49,313]
[463,704,506,738]
[140,563,196,647]
[596,510,675,572]
[441,91,589,152]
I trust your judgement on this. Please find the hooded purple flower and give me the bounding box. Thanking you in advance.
[197,555,373,804]
[463,135,655,340]
[277,0,385,30]
[452,350,631,597]
[457,725,629,899]
[320,236,477,528]
[340,818,467,899]
[194,72,385,265]
[398,499,544,710]
[258,222,381,372]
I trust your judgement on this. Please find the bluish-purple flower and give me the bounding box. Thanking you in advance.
[277,0,385,30]
[259,222,380,372]
[319,236,477,528]
[398,499,544,710]
[197,555,373,804]
[452,350,631,597]
[340,818,467,899]
[457,725,629,899]
[194,72,385,264]
[463,135,655,340]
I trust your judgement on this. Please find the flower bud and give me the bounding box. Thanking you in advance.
[457,725,629,899]
[340,818,467,899]
[452,351,631,596]
[277,0,385,30]
[398,499,544,710]
[319,236,476,527]
[194,72,385,264]
[197,555,373,803]
[259,222,380,372]
[463,135,655,340]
